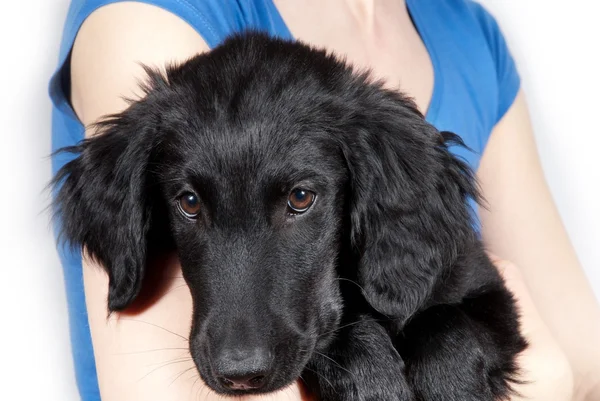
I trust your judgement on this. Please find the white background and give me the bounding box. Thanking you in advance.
[0,1,598,400]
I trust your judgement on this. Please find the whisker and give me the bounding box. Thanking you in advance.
[193,376,203,401]
[313,351,355,378]
[333,277,368,293]
[137,358,194,382]
[299,374,309,389]
[303,366,337,394]
[202,385,212,401]
[146,356,192,368]
[117,318,189,341]
[169,366,197,387]
[116,347,189,355]
[163,284,190,297]
[189,375,199,399]
[318,317,380,338]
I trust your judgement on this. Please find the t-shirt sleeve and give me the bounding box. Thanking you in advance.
[467,1,521,124]
[49,0,245,123]
[49,0,292,124]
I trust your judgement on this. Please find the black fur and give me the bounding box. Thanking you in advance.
[52,32,526,400]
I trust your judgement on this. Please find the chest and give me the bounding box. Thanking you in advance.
[273,0,434,116]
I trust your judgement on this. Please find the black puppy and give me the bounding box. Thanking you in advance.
[53,32,526,400]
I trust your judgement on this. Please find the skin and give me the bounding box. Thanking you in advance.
[69,1,600,400]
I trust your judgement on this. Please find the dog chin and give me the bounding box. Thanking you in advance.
[192,338,318,396]
[199,358,313,396]
[208,379,303,398]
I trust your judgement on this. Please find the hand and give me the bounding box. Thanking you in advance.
[489,255,575,400]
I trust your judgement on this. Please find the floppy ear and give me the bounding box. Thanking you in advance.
[52,102,163,312]
[340,89,480,324]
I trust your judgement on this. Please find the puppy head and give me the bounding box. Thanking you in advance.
[53,32,478,394]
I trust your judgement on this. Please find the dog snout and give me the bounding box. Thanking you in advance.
[213,346,272,390]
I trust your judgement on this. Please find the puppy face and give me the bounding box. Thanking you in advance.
[54,33,478,395]
[158,107,346,392]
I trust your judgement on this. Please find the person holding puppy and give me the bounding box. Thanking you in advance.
[49,1,600,400]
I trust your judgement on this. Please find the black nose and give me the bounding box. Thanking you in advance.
[213,347,271,391]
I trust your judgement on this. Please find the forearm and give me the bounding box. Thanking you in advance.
[83,254,307,401]
[478,91,600,397]
[483,186,600,395]
[83,255,196,400]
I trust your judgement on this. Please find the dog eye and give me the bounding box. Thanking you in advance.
[287,188,316,214]
[178,192,201,218]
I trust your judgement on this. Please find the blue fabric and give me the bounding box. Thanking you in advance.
[49,0,520,399]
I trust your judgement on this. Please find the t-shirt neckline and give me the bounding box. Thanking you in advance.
[266,0,443,123]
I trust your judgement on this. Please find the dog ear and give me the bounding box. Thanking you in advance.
[52,99,164,312]
[339,89,480,324]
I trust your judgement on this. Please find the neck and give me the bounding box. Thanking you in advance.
[347,0,376,28]
[345,0,407,31]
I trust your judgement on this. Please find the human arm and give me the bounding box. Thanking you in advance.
[70,3,308,400]
[478,90,600,400]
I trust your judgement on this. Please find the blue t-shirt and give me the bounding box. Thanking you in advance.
[49,0,520,399]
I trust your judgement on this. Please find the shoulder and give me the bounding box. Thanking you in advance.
[50,0,291,127]
[412,0,521,133]
[451,0,522,123]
